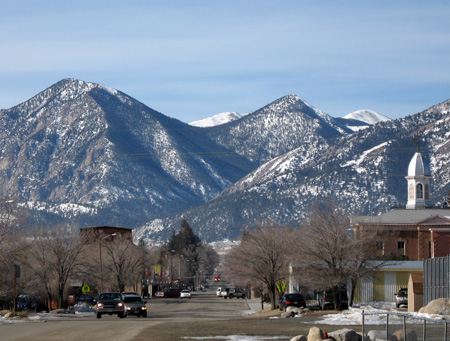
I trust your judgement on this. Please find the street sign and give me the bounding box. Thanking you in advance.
[82,284,91,293]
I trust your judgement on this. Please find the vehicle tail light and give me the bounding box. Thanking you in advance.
[286,300,291,305]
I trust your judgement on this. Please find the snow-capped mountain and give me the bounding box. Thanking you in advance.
[135,100,450,243]
[203,95,351,164]
[189,112,243,127]
[0,79,255,228]
[337,110,391,132]
[3,78,449,244]
[344,109,390,125]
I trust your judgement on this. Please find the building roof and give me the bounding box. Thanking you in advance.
[369,260,423,270]
[351,208,450,226]
[407,152,430,177]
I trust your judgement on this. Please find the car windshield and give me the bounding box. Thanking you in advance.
[99,293,122,300]
[181,290,190,293]
[398,288,407,295]
[123,296,143,303]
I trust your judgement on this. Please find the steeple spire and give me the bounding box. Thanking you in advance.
[405,141,432,209]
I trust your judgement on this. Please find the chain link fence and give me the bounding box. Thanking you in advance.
[362,310,449,341]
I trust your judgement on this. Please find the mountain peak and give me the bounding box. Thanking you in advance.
[343,109,391,125]
[189,112,243,127]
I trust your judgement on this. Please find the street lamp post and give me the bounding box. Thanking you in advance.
[98,233,117,292]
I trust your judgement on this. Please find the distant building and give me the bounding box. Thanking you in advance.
[79,226,133,243]
[351,149,450,260]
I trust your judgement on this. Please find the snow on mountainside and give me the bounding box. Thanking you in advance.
[189,112,243,127]
[203,94,351,165]
[338,110,391,132]
[135,100,450,243]
[0,78,255,228]
[344,110,391,125]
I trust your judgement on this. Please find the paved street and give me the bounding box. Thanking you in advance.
[0,284,253,341]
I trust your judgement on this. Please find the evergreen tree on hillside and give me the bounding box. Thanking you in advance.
[165,220,201,254]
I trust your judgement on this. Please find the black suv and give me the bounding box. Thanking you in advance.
[318,289,348,310]
[279,293,306,311]
[96,292,126,319]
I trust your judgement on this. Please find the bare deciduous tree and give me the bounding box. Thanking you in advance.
[225,221,294,310]
[26,227,86,309]
[102,234,144,292]
[294,202,380,309]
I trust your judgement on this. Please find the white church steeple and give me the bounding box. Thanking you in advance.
[405,151,432,209]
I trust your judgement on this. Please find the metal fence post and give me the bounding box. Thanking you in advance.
[445,321,448,341]
[362,310,365,339]
[386,313,389,340]
[403,315,407,341]
[423,319,426,341]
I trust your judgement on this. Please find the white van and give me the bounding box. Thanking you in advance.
[216,287,222,297]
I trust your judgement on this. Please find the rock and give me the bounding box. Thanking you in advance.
[281,311,294,318]
[420,298,450,315]
[291,336,307,341]
[286,306,300,314]
[308,326,325,341]
[3,312,12,318]
[366,330,396,341]
[392,329,417,341]
[328,328,361,341]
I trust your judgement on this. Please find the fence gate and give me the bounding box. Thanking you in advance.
[423,255,450,306]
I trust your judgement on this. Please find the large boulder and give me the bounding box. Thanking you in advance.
[420,298,450,315]
[281,311,294,318]
[308,327,325,341]
[392,329,417,341]
[291,336,307,341]
[366,330,396,341]
[328,328,361,341]
[286,306,301,314]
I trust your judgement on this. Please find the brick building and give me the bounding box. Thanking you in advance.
[351,150,450,260]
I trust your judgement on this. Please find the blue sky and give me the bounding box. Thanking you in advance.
[1,1,449,122]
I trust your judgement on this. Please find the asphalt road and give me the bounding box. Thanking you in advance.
[0,285,253,341]
[0,284,365,341]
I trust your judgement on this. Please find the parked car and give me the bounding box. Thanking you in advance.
[155,288,181,298]
[75,295,97,304]
[279,293,306,311]
[122,291,140,296]
[123,295,147,317]
[395,288,408,308]
[216,287,222,297]
[221,288,246,299]
[180,290,191,299]
[17,295,36,311]
[96,292,126,319]
[318,289,348,310]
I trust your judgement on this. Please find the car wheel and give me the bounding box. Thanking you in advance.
[229,295,233,299]
[119,312,125,318]
[97,313,102,319]
[242,294,246,299]
[142,313,147,318]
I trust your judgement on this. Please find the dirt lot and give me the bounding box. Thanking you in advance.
[134,309,362,341]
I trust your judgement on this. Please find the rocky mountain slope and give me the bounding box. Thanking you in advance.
[135,100,450,242]
[0,79,255,227]
[202,95,351,164]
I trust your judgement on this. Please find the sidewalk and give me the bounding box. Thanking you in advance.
[246,297,270,313]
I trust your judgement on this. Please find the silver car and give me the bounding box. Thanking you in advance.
[123,295,147,317]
